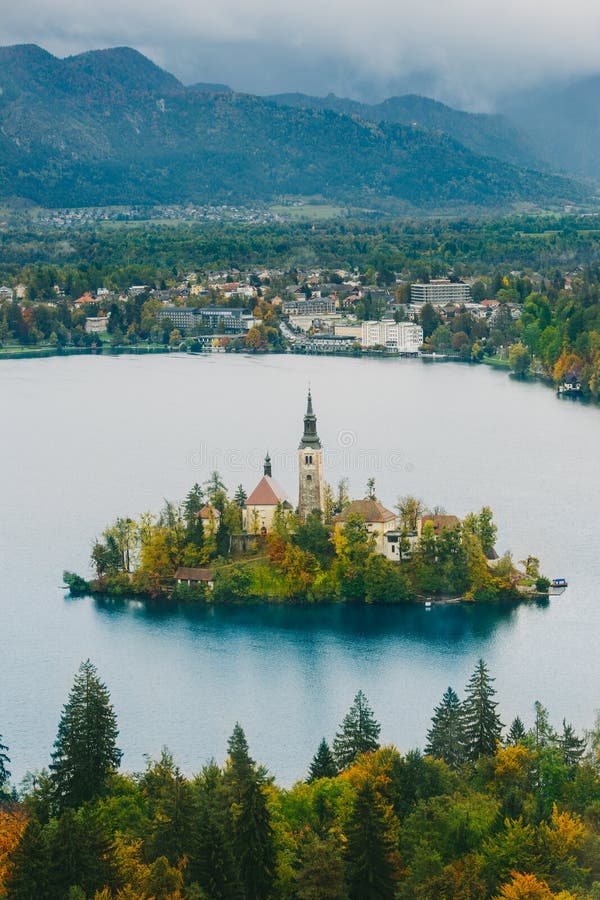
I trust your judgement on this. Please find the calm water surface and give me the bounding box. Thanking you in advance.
[0,354,598,784]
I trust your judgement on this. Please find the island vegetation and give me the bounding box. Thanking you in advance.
[1,658,599,898]
[64,475,549,605]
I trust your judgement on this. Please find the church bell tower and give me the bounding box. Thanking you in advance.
[298,390,325,520]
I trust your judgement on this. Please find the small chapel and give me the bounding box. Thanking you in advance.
[243,391,325,532]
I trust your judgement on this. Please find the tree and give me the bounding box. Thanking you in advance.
[509,341,531,377]
[559,720,586,768]
[234,484,247,508]
[50,660,122,810]
[308,739,338,781]
[333,691,381,769]
[476,506,498,557]
[425,687,465,770]
[293,833,346,900]
[4,818,48,899]
[0,735,10,794]
[462,659,503,760]
[507,717,527,745]
[365,477,377,500]
[188,762,243,900]
[334,478,350,516]
[344,780,398,900]
[223,724,275,900]
[396,495,423,533]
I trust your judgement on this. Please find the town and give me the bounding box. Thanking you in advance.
[1,252,590,395]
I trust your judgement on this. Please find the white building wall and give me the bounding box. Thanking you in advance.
[361,321,423,352]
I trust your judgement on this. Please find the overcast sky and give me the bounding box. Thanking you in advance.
[3,0,600,108]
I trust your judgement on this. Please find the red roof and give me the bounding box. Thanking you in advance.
[246,475,287,506]
[175,567,214,582]
[334,499,396,524]
[196,504,221,520]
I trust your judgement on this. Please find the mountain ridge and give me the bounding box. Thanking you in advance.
[0,44,587,211]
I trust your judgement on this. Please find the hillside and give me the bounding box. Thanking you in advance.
[0,44,587,211]
[268,91,541,170]
[501,75,600,179]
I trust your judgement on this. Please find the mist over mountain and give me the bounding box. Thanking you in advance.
[500,76,600,180]
[0,44,587,211]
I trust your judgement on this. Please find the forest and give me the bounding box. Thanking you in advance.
[1,658,599,899]
[64,476,548,605]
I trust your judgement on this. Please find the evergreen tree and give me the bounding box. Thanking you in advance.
[344,780,397,900]
[560,719,586,768]
[189,763,243,900]
[5,818,49,899]
[50,660,122,810]
[308,738,338,782]
[224,724,275,900]
[142,749,196,864]
[184,484,205,546]
[293,833,346,900]
[506,716,527,745]
[462,659,503,760]
[425,687,465,769]
[46,807,116,900]
[234,484,248,508]
[333,691,381,769]
[0,733,10,794]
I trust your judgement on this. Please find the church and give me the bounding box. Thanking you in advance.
[243,391,325,532]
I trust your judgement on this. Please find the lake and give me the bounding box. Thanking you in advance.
[1,353,598,785]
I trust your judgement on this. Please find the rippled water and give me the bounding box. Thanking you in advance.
[1,353,598,784]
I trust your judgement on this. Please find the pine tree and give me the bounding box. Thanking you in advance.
[506,716,527,745]
[50,660,122,810]
[188,762,243,900]
[5,818,49,899]
[462,659,503,760]
[333,691,381,769]
[425,687,465,769]
[344,780,397,900]
[0,733,10,793]
[560,719,586,768]
[293,833,346,900]
[234,485,247,508]
[308,738,338,782]
[224,724,275,900]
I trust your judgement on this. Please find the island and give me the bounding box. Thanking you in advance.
[65,391,550,606]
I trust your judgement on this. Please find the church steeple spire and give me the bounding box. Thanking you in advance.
[263,452,272,477]
[298,390,325,520]
[299,389,321,449]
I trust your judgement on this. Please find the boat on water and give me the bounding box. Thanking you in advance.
[551,577,568,589]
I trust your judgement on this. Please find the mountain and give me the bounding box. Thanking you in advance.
[188,82,232,94]
[500,76,600,179]
[268,91,541,170]
[0,44,586,211]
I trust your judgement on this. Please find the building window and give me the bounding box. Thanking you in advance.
[306,474,312,481]
[305,454,313,465]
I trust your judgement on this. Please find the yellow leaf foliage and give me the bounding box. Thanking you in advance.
[0,808,27,893]
[495,870,577,899]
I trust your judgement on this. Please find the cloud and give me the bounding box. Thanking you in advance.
[3,0,600,107]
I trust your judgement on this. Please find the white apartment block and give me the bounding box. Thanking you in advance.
[410,279,470,305]
[361,321,423,353]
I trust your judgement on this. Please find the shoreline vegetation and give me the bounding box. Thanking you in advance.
[64,477,550,606]
[1,658,599,899]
